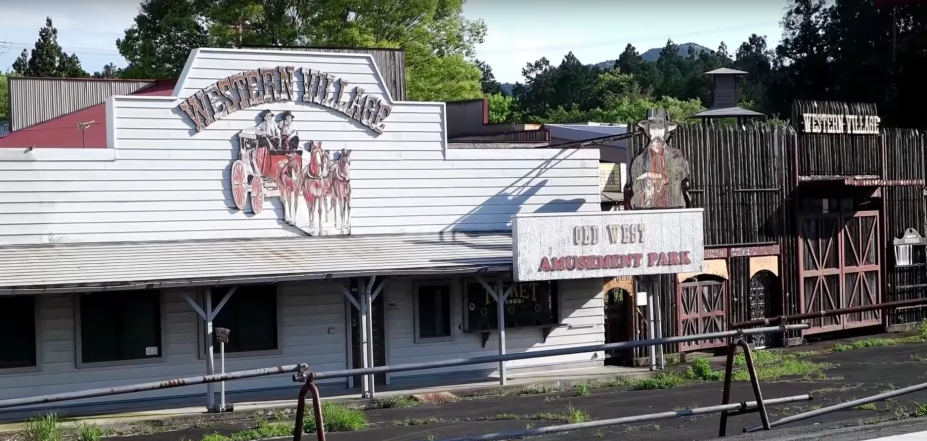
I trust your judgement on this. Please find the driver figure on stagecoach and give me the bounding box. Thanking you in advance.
[251,110,281,177]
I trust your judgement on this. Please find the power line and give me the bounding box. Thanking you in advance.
[476,21,780,56]
[0,40,121,56]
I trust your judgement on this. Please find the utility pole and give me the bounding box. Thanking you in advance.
[228,21,255,48]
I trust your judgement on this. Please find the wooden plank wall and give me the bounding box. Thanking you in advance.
[883,129,927,326]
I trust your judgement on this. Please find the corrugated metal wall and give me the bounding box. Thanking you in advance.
[10,79,155,131]
[245,47,407,101]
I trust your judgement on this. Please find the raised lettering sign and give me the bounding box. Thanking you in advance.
[177,66,392,134]
[513,210,704,282]
[801,113,881,135]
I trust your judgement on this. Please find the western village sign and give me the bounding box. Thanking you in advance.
[177,66,392,134]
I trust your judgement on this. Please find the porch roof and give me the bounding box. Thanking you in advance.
[0,232,513,295]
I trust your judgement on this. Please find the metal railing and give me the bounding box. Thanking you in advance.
[292,324,812,441]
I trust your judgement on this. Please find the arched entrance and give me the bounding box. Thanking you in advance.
[748,270,781,349]
[677,274,728,352]
[603,277,634,365]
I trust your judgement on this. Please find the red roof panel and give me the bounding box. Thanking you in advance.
[0,80,177,149]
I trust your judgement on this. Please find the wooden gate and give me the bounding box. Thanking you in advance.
[799,211,881,334]
[677,276,728,352]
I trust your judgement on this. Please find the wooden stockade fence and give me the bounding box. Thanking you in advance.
[622,114,927,355]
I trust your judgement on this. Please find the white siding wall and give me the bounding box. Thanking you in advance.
[0,49,600,246]
[0,282,346,407]
[385,278,604,379]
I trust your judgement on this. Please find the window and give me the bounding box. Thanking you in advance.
[0,296,37,369]
[208,285,278,353]
[415,283,452,342]
[78,291,161,364]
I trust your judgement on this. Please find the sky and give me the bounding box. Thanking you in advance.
[0,0,788,82]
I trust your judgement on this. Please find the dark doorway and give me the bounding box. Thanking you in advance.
[604,284,633,365]
[748,270,781,348]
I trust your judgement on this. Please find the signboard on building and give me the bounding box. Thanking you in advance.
[512,209,704,282]
[0,120,8,138]
[799,113,881,135]
[462,280,556,331]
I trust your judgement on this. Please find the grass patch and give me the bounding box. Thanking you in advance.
[390,417,441,427]
[24,413,61,441]
[829,323,927,353]
[911,354,927,362]
[365,395,418,410]
[684,358,723,381]
[528,405,590,424]
[302,402,368,433]
[200,421,292,441]
[573,384,589,397]
[855,403,878,411]
[76,423,106,441]
[631,372,685,390]
[731,350,835,382]
[495,414,518,420]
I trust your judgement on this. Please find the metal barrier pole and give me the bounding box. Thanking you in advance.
[717,339,771,436]
[436,395,812,441]
[308,324,809,381]
[745,380,927,433]
[292,373,325,441]
[0,364,307,410]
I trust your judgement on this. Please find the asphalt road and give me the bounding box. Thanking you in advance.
[102,341,927,441]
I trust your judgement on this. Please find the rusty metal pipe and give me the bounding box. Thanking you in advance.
[437,395,812,441]
[309,325,810,381]
[292,377,326,441]
[0,364,307,410]
[730,297,927,329]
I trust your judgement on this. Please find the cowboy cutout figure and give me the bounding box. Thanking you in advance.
[625,108,691,210]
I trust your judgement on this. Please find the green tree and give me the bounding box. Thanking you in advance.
[197,0,300,47]
[0,73,11,121]
[406,54,481,101]
[485,92,514,123]
[117,0,209,79]
[616,44,642,76]
[12,18,88,77]
[93,63,124,79]
[294,0,487,102]
[476,59,503,95]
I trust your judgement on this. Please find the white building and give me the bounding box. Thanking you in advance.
[0,48,610,416]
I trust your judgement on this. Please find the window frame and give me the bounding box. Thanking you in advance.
[461,277,562,332]
[74,290,167,369]
[412,280,455,344]
[196,285,283,360]
[0,295,41,373]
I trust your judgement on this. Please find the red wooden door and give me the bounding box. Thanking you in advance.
[799,211,881,334]
[677,278,727,352]
[842,211,881,329]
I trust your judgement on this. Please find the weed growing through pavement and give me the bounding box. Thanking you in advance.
[732,350,835,382]
[199,420,292,441]
[855,403,878,411]
[365,395,418,410]
[684,358,723,381]
[302,402,368,433]
[24,412,61,441]
[630,372,686,390]
[573,384,589,396]
[76,423,105,441]
[390,417,441,427]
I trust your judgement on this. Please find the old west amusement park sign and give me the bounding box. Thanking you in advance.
[176,66,392,236]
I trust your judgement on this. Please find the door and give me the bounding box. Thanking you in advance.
[748,270,780,348]
[677,276,728,352]
[351,291,387,386]
[842,212,881,329]
[799,210,881,334]
[603,286,633,365]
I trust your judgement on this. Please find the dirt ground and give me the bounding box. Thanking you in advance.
[76,339,927,441]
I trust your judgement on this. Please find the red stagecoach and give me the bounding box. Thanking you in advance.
[229,129,301,215]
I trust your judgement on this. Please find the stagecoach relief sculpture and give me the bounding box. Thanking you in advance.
[624,108,692,210]
[229,110,352,236]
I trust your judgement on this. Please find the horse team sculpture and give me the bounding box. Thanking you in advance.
[230,110,351,236]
